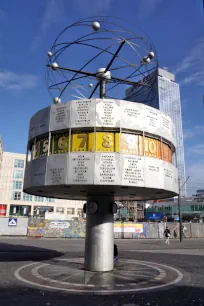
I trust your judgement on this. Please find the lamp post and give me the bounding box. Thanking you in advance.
[178,176,190,242]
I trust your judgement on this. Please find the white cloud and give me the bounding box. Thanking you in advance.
[0,70,39,90]
[186,160,204,195]
[183,129,195,140]
[186,144,204,155]
[73,0,114,14]
[41,0,65,33]
[184,125,204,140]
[180,71,204,86]
[137,0,163,20]
[31,0,65,52]
[0,8,7,22]
[175,37,204,74]
[175,36,204,86]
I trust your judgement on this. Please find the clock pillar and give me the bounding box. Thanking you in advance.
[84,196,114,272]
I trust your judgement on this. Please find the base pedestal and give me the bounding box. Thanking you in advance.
[84,196,114,272]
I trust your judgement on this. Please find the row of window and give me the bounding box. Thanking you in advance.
[13,170,24,179]
[56,207,82,215]
[9,205,82,217]
[11,191,55,202]
[157,206,172,211]
[12,180,22,190]
[14,159,24,169]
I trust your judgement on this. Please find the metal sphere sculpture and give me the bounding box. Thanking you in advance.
[46,16,158,103]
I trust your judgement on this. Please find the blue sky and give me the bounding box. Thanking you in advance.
[0,0,203,195]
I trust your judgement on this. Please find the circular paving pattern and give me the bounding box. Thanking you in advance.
[14,258,183,294]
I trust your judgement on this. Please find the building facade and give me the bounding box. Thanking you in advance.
[125,68,186,197]
[146,197,204,222]
[114,201,145,222]
[0,136,3,172]
[0,152,85,217]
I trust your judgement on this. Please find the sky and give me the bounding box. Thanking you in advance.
[0,0,203,196]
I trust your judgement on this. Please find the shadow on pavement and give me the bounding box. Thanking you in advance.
[0,242,63,262]
[0,284,204,306]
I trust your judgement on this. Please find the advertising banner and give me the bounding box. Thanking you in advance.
[114,223,143,233]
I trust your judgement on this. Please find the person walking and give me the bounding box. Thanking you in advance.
[114,244,118,261]
[164,226,171,245]
[182,225,186,238]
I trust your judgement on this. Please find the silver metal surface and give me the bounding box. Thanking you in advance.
[121,155,144,187]
[94,153,120,185]
[100,80,106,99]
[84,196,114,272]
[70,99,95,128]
[46,154,68,186]
[68,152,94,185]
[144,157,164,189]
[50,103,70,131]
[27,99,175,144]
[35,107,50,138]
[120,100,144,130]
[24,99,179,200]
[96,99,120,128]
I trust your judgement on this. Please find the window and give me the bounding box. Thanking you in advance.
[44,197,55,203]
[67,208,74,215]
[34,196,44,202]
[11,191,21,201]
[13,170,24,179]
[12,180,22,190]
[14,159,25,168]
[56,207,64,213]
[23,193,33,202]
[77,208,83,216]
[10,205,31,216]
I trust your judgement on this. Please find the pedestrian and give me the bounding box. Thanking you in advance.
[182,225,186,238]
[114,244,118,261]
[164,226,171,245]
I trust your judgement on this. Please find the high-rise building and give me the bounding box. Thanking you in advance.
[125,68,186,197]
[0,151,84,217]
[0,136,3,172]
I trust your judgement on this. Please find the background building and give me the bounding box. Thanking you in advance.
[0,151,85,217]
[125,68,186,197]
[146,196,204,222]
[114,201,145,222]
[0,136,3,172]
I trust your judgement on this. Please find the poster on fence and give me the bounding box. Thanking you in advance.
[114,223,143,233]
[44,219,86,238]
[27,219,45,237]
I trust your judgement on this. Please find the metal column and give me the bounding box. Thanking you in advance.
[84,196,114,272]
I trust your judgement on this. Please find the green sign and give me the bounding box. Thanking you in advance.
[191,205,204,212]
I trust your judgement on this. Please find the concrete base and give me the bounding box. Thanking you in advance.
[84,196,114,272]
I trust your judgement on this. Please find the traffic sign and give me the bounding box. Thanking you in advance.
[8,218,17,226]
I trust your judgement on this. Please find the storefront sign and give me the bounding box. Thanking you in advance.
[146,212,163,220]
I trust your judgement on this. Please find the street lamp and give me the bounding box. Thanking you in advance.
[178,176,190,242]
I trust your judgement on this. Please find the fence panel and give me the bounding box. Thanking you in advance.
[191,223,203,238]
[27,218,45,237]
[25,219,204,239]
[0,217,28,236]
[144,223,159,238]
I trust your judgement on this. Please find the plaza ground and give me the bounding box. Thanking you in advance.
[0,237,204,305]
